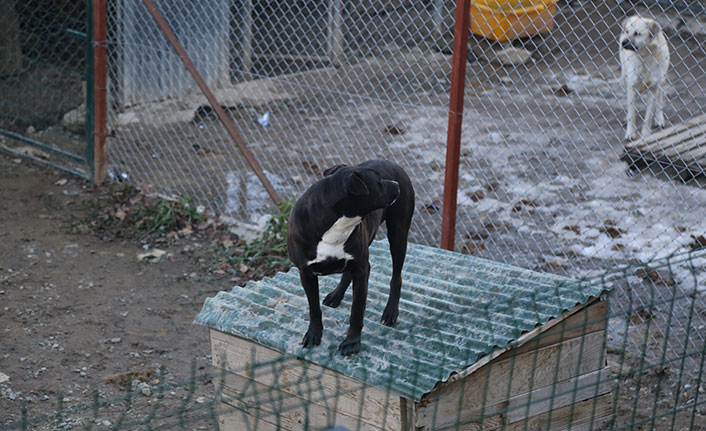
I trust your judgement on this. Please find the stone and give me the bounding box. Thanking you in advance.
[61,104,86,135]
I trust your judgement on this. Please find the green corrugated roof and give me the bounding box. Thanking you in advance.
[194,240,609,401]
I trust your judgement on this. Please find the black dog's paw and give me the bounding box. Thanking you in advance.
[381,304,399,326]
[322,290,344,308]
[338,337,361,356]
[301,326,323,348]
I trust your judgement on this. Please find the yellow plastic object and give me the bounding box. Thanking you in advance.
[470,0,559,42]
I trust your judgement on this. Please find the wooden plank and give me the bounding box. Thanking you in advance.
[681,138,706,167]
[439,299,600,389]
[653,128,706,159]
[632,133,706,173]
[504,393,612,431]
[219,374,386,431]
[622,115,706,176]
[425,411,505,431]
[624,122,686,152]
[496,301,606,360]
[210,330,402,430]
[414,369,612,431]
[400,398,415,431]
[628,131,706,169]
[218,407,281,431]
[506,367,612,423]
[415,331,607,429]
[446,393,613,431]
[625,114,706,152]
[673,137,706,161]
[634,122,706,155]
[549,417,614,431]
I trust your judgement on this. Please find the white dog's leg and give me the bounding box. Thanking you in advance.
[642,88,657,138]
[654,86,665,129]
[625,86,638,141]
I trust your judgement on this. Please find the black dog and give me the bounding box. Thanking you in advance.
[287,160,415,355]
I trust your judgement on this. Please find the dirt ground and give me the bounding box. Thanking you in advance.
[0,155,246,429]
[3,155,706,431]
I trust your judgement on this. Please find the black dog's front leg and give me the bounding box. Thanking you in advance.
[338,262,369,356]
[300,270,323,348]
[323,272,352,308]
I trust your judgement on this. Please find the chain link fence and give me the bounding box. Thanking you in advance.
[0,0,93,177]
[3,1,705,429]
[3,249,706,430]
[104,2,706,411]
[106,0,706,270]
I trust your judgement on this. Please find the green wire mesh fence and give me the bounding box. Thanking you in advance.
[2,247,705,430]
[0,0,92,178]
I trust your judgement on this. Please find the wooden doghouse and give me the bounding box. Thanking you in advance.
[195,241,612,430]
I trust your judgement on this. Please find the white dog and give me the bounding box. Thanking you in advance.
[619,15,670,141]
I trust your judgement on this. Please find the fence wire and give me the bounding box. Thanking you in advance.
[5,1,705,429]
[104,0,706,368]
[0,0,92,177]
[2,248,706,430]
[106,0,705,270]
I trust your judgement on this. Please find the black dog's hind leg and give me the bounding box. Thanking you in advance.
[323,272,352,308]
[339,262,369,356]
[381,221,410,326]
[300,270,323,348]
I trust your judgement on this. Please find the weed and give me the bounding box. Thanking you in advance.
[140,197,205,234]
[225,199,293,271]
[72,184,205,240]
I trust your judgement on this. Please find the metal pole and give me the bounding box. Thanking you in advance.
[93,0,108,184]
[142,0,282,206]
[441,0,471,251]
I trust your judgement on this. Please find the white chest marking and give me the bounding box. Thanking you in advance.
[307,216,362,265]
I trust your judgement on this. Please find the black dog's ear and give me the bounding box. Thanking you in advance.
[323,164,347,177]
[344,172,369,196]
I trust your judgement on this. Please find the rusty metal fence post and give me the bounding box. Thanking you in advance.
[441,0,471,251]
[92,0,108,184]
